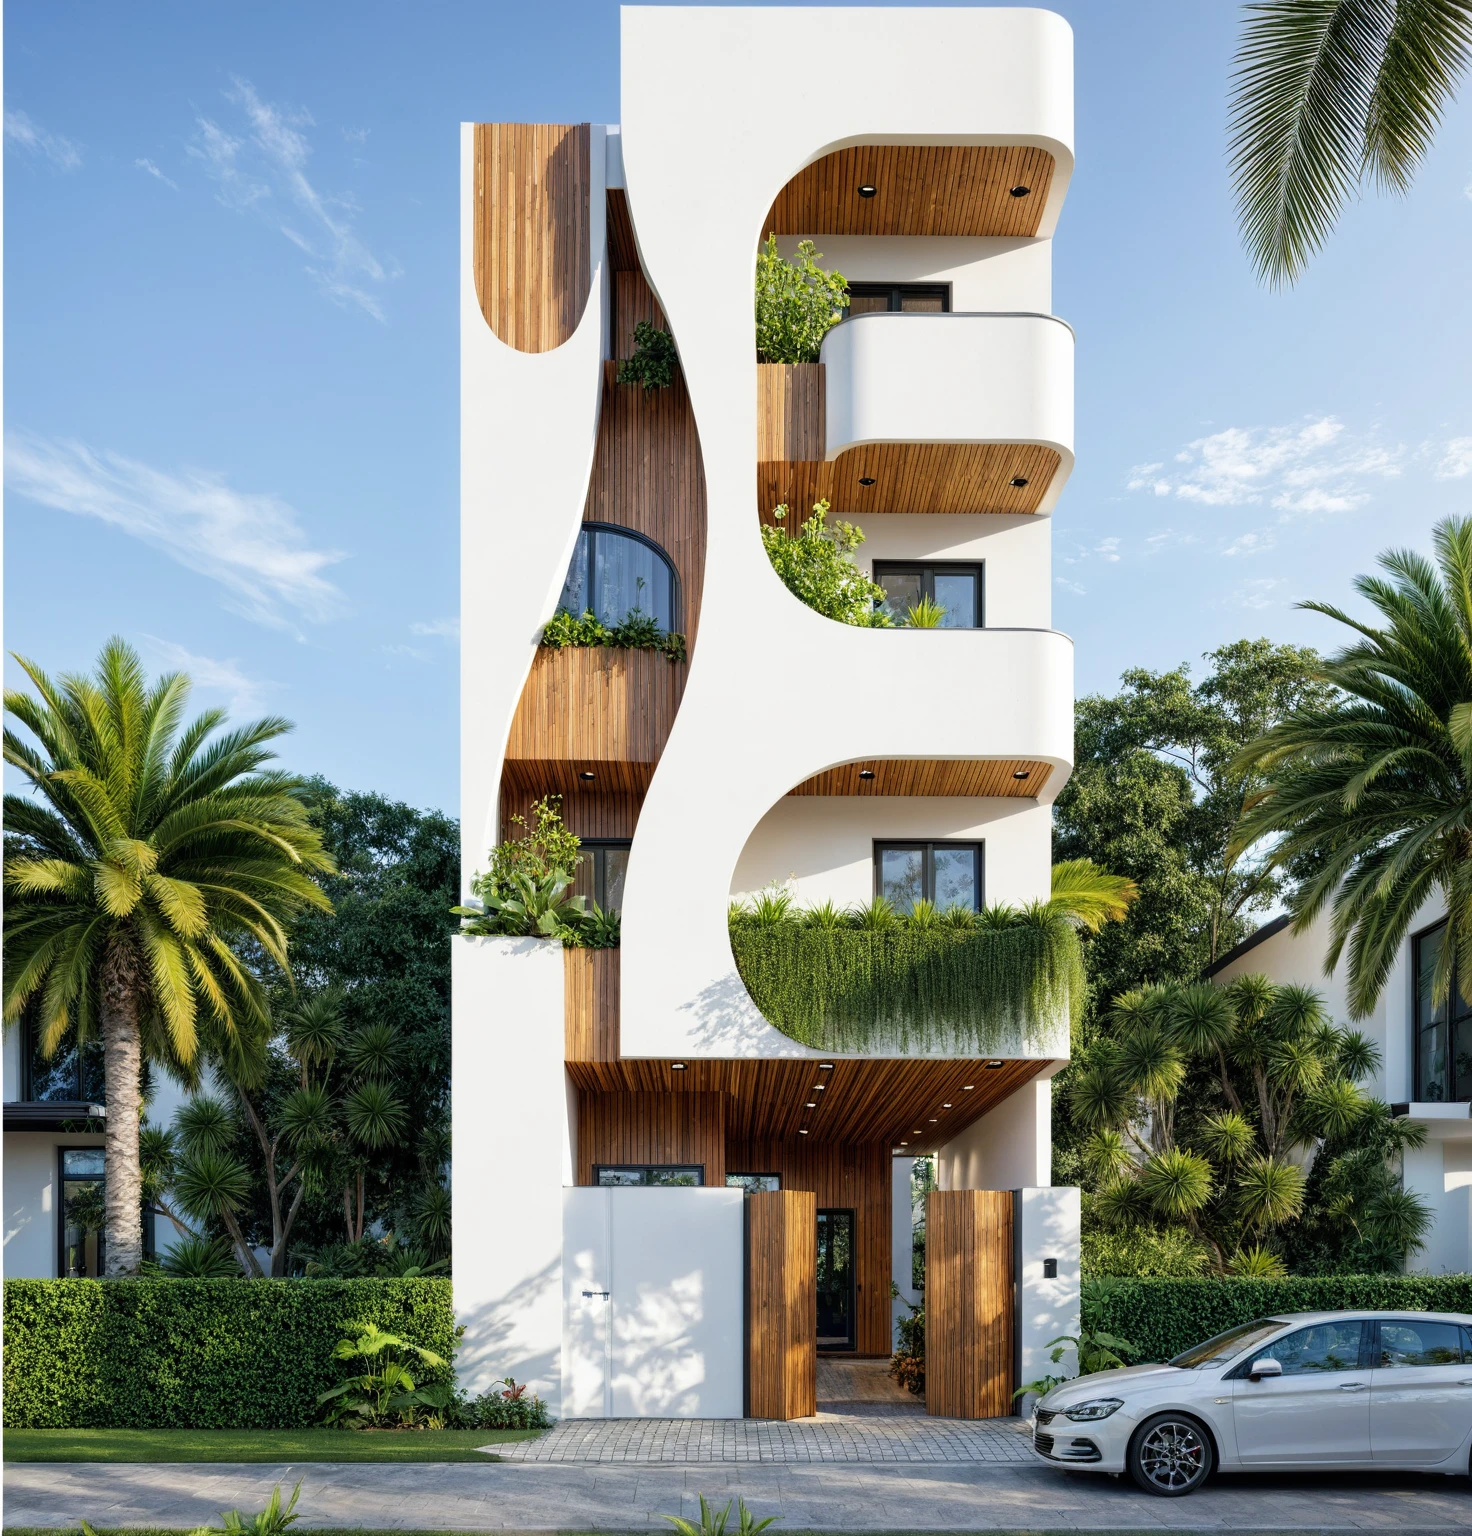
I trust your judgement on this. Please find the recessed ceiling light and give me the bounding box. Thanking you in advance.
[858,184,877,198]
[805,1102,817,1109]
[1009,185,1030,198]
[798,1128,809,1135]
[671,1062,686,1070]
[1013,769,1030,780]
[962,1084,974,1091]
[858,476,877,487]
[813,1085,825,1091]
[858,769,875,781]
[900,1141,908,1146]
[912,1130,922,1135]
[928,1118,939,1123]
[1010,476,1029,488]
[942,1103,952,1109]
[819,1063,834,1070]
[985,1060,1003,1069]
[579,770,596,781]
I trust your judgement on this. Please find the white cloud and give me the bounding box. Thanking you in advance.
[5,109,81,171]
[135,157,179,190]
[1236,578,1282,611]
[410,617,459,639]
[1094,537,1121,562]
[1055,576,1086,596]
[1223,530,1275,557]
[5,430,345,630]
[1127,416,1402,514]
[139,637,268,714]
[1436,437,1472,480]
[190,79,391,321]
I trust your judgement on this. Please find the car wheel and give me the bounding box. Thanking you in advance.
[1128,1413,1215,1497]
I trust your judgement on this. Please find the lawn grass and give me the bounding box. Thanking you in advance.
[2,1427,540,1463]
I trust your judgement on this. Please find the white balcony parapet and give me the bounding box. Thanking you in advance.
[820,312,1075,513]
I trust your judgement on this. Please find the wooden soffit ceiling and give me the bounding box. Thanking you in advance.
[789,759,1051,798]
[765,145,1055,239]
[567,1056,1044,1152]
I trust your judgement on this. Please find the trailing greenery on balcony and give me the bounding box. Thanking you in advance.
[726,860,1135,1054]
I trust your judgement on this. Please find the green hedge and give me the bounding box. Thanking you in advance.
[728,915,1082,1053]
[1092,1275,1472,1364]
[3,1278,455,1429]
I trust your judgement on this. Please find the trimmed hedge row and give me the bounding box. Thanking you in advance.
[1092,1274,1472,1364]
[3,1278,455,1429]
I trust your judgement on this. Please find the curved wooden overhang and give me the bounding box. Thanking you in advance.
[787,759,1052,798]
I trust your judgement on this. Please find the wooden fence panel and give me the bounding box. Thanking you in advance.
[747,1189,817,1420]
[925,1189,1014,1418]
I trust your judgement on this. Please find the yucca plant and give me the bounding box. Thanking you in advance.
[158,1233,241,1278]
[903,596,947,628]
[3,640,334,1274]
[1229,1242,1288,1279]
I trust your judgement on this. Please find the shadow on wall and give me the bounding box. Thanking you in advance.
[678,969,781,1052]
[456,1253,560,1399]
[614,1271,708,1416]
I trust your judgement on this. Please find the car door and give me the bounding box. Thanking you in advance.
[1369,1319,1472,1463]
[1232,1320,1372,1464]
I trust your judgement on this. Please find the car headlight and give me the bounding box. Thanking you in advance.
[1062,1397,1124,1422]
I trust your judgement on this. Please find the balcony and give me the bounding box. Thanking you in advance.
[757,313,1074,519]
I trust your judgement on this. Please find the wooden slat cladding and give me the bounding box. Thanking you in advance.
[499,785,640,843]
[566,1058,1044,1153]
[790,760,1052,799]
[473,124,591,352]
[747,1190,818,1418]
[585,360,707,644]
[759,443,1060,522]
[730,1140,891,1356]
[504,647,686,790]
[614,271,667,360]
[757,365,825,464]
[606,189,640,271]
[576,1091,726,1185]
[765,146,1055,239]
[925,1190,1015,1418]
[565,948,620,1062]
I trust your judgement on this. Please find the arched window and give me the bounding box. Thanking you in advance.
[557,523,678,631]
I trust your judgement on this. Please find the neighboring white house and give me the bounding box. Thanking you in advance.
[1208,901,1472,1275]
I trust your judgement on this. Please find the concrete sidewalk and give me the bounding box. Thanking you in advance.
[5,1458,1472,1530]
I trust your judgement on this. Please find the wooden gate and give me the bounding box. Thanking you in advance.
[746,1189,816,1420]
[925,1190,1014,1418]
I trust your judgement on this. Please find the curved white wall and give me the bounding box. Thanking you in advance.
[616,6,1076,1062]
[821,312,1075,511]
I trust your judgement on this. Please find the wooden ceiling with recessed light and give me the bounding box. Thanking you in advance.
[763,145,1056,239]
[789,759,1052,799]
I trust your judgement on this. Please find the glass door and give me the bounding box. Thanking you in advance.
[816,1208,856,1351]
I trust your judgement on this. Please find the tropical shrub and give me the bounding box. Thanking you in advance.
[761,501,889,627]
[1081,1223,1211,1279]
[663,1494,778,1536]
[888,1286,925,1397]
[317,1320,450,1429]
[3,1277,455,1428]
[1091,1274,1472,1365]
[617,321,678,391]
[465,1377,554,1429]
[542,606,687,663]
[209,1480,302,1536]
[755,235,848,363]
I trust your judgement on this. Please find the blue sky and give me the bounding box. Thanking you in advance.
[5,2,1470,818]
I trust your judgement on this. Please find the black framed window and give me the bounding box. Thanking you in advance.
[872,561,983,629]
[846,283,950,315]
[558,523,678,632]
[22,1014,103,1103]
[726,1173,780,1193]
[58,1147,106,1277]
[875,841,983,914]
[575,840,631,913]
[817,1208,856,1351]
[1413,921,1472,1102]
[594,1165,704,1187]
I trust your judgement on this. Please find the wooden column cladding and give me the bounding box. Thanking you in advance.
[473,124,591,352]
[576,1092,726,1186]
[747,1190,817,1420]
[925,1190,1015,1419]
[565,949,619,1062]
[727,1140,891,1356]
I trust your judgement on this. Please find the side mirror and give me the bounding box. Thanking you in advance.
[1248,1357,1282,1382]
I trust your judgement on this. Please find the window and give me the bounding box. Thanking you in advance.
[872,562,983,628]
[558,524,678,633]
[594,1166,704,1187]
[726,1173,780,1193]
[575,840,631,913]
[1169,1319,1284,1369]
[846,283,950,315]
[22,1014,103,1103]
[875,841,983,914]
[1413,921,1472,1102]
[1378,1320,1464,1367]
[59,1147,106,1278]
[1231,1320,1369,1376]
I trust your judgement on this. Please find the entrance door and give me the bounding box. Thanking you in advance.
[816,1208,855,1352]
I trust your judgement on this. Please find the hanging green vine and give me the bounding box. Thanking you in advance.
[728,908,1085,1054]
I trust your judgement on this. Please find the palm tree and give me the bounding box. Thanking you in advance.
[1229,0,1472,285]
[3,639,334,1274]
[1232,516,1472,1018]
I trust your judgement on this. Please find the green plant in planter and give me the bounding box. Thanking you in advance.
[755,234,849,363]
[542,608,611,649]
[761,501,891,627]
[618,321,678,391]
[903,596,947,628]
[455,866,587,939]
[541,606,688,663]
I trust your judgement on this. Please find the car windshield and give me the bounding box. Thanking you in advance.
[1168,1319,1285,1369]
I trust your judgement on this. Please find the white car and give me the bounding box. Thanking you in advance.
[1032,1310,1472,1496]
